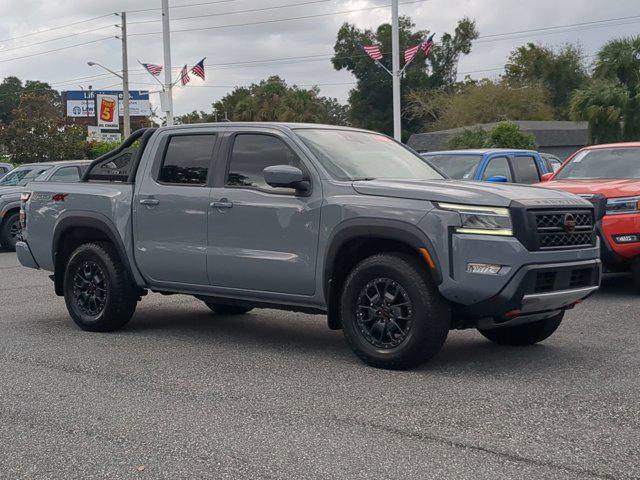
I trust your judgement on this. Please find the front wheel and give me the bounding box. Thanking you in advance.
[478,311,564,346]
[64,242,138,332]
[340,253,450,370]
[0,212,20,252]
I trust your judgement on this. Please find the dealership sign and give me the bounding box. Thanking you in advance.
[96,94,119,129]
[65,90,151,118]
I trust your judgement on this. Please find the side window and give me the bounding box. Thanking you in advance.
[512,155,541,184]
[158,134,216,185]
[482,156,512,181]
[48,167,80,182]
[226,134,301,193]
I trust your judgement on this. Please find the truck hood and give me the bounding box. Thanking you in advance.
[536,179,640,198]
[352,179,587,207]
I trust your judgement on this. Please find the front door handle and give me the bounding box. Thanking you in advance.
[140,198,160,206]
[210,200,233,209]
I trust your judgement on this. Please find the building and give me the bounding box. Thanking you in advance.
[407,120,589,160]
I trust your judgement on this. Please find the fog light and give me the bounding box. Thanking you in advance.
[613,234,640,244]
[467,263,502,275]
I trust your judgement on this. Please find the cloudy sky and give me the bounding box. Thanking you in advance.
[0,0,637,117]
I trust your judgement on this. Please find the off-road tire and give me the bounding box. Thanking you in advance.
[478,311,564,346]
[204,302,254,315]
[340,252,450,370]
[63,241,138,332]
[0,211,20,252]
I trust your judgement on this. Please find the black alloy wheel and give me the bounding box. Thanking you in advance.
[355,277,413,349]
[72,261,108,317]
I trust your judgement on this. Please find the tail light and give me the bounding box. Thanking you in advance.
[20,192,31,230]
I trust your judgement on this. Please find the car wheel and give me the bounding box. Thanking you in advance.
[64,242,138,332]
[340,253,450,370]
[478,311,564,346]
[0,212,21,252]
[204,302,254,315]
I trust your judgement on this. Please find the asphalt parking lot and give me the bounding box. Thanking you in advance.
[0,251,638,480]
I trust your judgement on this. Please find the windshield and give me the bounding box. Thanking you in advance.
[423,154,483,180]
[0,166,51,186]
[295,129,444,181]
[556,148,640,180]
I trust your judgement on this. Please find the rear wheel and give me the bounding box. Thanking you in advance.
[340,253,450,370]
[64,242,138,332]
[0,211,20,252]
[204,302,253,315]
[478,311,564,346]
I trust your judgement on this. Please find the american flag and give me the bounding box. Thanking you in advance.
[191,58,206,80]
[421,33,435,56]
[362,44,383,61]
[404,44,420,64]
[142,62,162,76]
[180,64,191,86]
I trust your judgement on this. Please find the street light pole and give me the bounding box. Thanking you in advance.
[120,11,131,137]
[391,0,401,141]
[161,0,174,126]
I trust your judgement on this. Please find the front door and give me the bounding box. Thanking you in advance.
[134,131,217,286]
[207,131,321,296]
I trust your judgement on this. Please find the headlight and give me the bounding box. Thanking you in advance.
[436,202,513,236]
[606,196,640,215]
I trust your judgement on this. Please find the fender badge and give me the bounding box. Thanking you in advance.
[52,193,69,202]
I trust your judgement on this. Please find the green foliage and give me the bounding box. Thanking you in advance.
[504,43,587,118]
[488,122,537,149]
[0,89,87,164]
[176,110,217,124]
[570,36,640,143]
[447,127,487,149]
[211,76,348,124]
[332,16,478,137]
[407,79,554,131]
[88,141,122,159]
[447,122,537,150]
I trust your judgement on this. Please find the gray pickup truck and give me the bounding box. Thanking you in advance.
[16,124,601,369]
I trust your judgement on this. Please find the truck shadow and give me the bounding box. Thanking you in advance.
[596,272,637,297]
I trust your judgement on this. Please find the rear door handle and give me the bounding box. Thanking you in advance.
[140,198,160,206]
[210,200,233,209]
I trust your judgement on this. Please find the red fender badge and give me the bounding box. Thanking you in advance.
[51,193,69,202]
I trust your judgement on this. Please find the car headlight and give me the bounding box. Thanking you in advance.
[606,196,640,215]
[436,202,513,236]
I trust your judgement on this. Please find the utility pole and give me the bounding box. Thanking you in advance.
[120,11,131,137]
[391,0,401,141]
[161,0,174,126]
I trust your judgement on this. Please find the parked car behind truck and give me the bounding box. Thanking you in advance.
[0,160,90,250]
[17,124,600,369]
[421,149,551,184]
[537,142,640,288]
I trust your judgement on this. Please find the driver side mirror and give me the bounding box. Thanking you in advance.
[486,175,508,183]
[540,172,554,182]
[263,165,310,193]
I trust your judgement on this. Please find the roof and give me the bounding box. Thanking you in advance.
[161,122,375,134]
[407,120,589,152]
[14,159,91,168]
[422,148,537,156]
[581,142,640,149]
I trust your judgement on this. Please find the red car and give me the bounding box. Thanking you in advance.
[537,142,640,286]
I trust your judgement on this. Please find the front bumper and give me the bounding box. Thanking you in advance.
[453,258,601,327]
[15,241,39,269]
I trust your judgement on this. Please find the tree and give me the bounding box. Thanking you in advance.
[407,80,554,132]
[211,76,347,124]
[176,110,217,124]
[0,89,86,163]
[332,16,478,137]
[570,36,640,143]
[0,77,23,125]
[447,122,537,150]
[504,43,588,117]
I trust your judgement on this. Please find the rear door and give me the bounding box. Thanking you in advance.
[134,129,218,286]
[511,154,542,184]
[207,128,322,295]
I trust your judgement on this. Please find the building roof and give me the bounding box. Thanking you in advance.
[407,120,589,152]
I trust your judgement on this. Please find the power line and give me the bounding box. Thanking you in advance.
[0,13,114,44]
[129,0,430,36]
[0,37,113,64]
[0,24,115,55]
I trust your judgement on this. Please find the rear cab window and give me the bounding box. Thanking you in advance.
[512,155,541,184]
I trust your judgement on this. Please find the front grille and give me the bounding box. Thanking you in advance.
[533,210,595,250]
[569,268,593,288]
[534,271,557,293]
[529,266,598,295]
